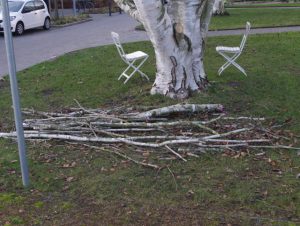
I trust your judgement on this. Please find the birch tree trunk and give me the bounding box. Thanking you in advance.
[213,0,225,15]
[114,0,215,99]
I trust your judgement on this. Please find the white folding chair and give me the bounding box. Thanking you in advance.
[216,22,251,76]
[111,31,150,84]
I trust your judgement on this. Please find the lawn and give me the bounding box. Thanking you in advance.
[227,3,300,8]
[210,8,300,30]
[0,32,300,225]
[135,8,300,31]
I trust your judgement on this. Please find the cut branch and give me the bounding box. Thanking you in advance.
[135,104,224,118]
[165,145,187,162]
[83,144,159,169]
[1,104,298,169]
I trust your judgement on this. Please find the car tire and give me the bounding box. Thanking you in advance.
[15,22,24,36]
[43,17,50,30]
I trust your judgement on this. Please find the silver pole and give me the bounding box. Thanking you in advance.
[48,0,51,14]
[60,0,64,18]
[73,0,77,16]
[1,0,30,187]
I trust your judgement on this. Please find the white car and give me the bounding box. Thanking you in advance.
[0,0,50,35]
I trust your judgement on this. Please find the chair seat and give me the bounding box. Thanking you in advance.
[216,46,241,53]
[125,51,148,61]
[111,31,150,84]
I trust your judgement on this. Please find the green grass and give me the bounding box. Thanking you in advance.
[227,3,300,8]
[52,14,90,26]
[210,8,300,30]
[0,32,300,225]
[135,8,300,31]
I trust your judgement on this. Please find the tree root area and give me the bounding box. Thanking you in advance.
[1,103,299,169]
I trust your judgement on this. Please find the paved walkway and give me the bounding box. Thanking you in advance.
[1,13,300,77]
[208,26,300,37]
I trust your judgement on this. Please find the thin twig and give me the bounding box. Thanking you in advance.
[167,166,178,191]
[82,144,160,169]
[88,123,98,138]
[165,145,187,162]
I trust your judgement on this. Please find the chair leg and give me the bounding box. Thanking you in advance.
[218,51,247,76]
[230,60,247,76]
[123,57,149,84]
[218,52,237,74]
[123,60,141,84]
[119,60,136,81]
[123,75,132,84]
[118,65,131,80]
[133,56,149,80]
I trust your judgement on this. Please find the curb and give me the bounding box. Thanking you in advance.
[136,24,300,32]
[52,18,93,28]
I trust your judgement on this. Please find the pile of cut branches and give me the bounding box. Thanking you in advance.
[0,103,299,169]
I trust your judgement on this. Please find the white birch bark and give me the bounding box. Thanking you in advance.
[213,0,225,15]
[114,0,215,99]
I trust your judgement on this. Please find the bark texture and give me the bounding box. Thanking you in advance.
[114,0,215,99]
[2,105,298,169]
[213,0,225,15]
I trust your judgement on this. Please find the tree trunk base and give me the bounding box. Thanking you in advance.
[151,78,210,100]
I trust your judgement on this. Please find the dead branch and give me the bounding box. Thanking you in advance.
[165,145,187,162]
[82,144,159,169]
[0,103,298,169]
[133,104,224,118]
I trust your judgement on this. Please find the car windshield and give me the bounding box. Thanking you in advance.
[0,1,24,13]
[8,1,24,12]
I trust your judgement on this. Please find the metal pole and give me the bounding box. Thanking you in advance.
[108,0,112,16]
[48,0,52,14]
[1,0,30,187]
[73,0,77,16]
[60,0,64,18]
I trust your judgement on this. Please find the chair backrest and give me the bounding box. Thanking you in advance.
[111,31,126,59]
[239,22,251,51]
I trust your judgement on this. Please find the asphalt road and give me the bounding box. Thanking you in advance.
[1,13,300,77]
[0,13,147,77]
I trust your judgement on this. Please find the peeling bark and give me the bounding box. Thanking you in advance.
[213,0,225,15]
[114,0,215,99]
[114,0,141,21]
[134,103,224,119]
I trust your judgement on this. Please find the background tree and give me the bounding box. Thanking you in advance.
[213,0,225,15]
[53,0,59,19]
[114,0,215,99]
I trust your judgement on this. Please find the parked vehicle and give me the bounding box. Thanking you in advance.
[0,0,50,35]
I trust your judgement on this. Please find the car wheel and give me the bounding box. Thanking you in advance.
[43,17,50,30]
[15,22,24,36]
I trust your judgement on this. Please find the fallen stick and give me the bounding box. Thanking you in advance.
[0,132,275,149]
[222,116,265,121]
[134,104,224,119]
[193,144,300,150]
[165,145,187,162]
[82,144,160,169]
[203,139,270,143]
[203,128,252,139]
[104,128,166,133]
[90,120,217,128]
[1,104,299,168]
[0,132,193,147]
